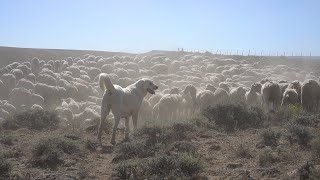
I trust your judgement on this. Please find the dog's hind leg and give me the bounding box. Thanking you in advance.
[111,111,121,145]
[132,113,138,130]
[97,103,111,143]
[124,116,130,141]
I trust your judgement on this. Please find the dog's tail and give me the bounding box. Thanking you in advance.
[99,73,115,92]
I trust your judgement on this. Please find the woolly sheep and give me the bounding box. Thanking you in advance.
[10,69,24,80]
[0,80,9,99]
[16,79,35,90]
[218,82,230,93]
[112,68,129,78]
[157,94,182,122]
[1,74,16,91]
[101,64,114,73]
[287,80,302,103]
[37,73,57,86]
[16,64,31,76]
[0,101,16,115]
[26,73,36,83]
[281,88,299,106]
[301,79,320,112]
[230,86,247,102]
[9,87,32,109]
[30,104,43,111]
[246,83,262,107]
[151,64,168,75]
[205,84,217,92]
[261,81,282,112]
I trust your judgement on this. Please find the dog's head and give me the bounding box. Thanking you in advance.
[136,78,158,94]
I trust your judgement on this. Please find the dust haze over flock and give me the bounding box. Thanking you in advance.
[1,1,320,179]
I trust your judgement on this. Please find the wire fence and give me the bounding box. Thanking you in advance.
[176,48,317,58]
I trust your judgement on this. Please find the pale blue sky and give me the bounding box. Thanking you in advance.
[0,0,319,55]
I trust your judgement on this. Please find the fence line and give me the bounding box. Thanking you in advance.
[176,48,316,57]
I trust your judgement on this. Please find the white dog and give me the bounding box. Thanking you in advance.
[97,73,158,145]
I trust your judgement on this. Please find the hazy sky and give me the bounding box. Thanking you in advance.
[0,0,319,55]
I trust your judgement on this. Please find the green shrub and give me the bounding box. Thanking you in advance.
[31,136,81,169]
[294,113,320,127]
[85,139,100,152]
[202,103,265,132]
[258,147,292,167]
[260,129,281,146]
[5,110,60,131]
[286,123,314,147]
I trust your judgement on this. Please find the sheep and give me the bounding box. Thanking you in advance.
[0,108,10,120]
[287,80,302,103]
[246,83,262,107]
[157,94,182,123]
[10,69,24,80]
[230,86,247,102]
[1,73,16,91]
[196,90,215,110]
[281,88,299,106]
[139,99,153,125]
[101,64,114,73]
[0,80,9,99]
[169,87,181,95]
[0,101,16,115]
[205,84,217,92]
[151,64,168,75]
[8,87,32,111]
[148,94,163,108]
[37,73,57,86]
[301,79,320,112]
[16,64,31,76]
[66,66,81,78]
[16,79,35,90]
[213,88,230,104]
[218,82,230,93]
[35,83,59,106]
[261,81,282,112]
[182,84,197,115]
[26,73,36,83]
[30,104,43,111]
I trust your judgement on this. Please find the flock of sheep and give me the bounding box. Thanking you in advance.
[0,53,319,129]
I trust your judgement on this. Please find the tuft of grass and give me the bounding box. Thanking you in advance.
[30,136,81,169]
[311,138,320,159]
[0,155,12,178]
[260,129,281,146]
[0,136,14,146]
[234,144,253,159]
[202,103,265,132]
[113,140,154,163]
[112,153,204,179]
